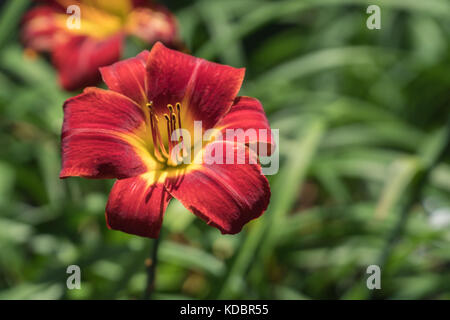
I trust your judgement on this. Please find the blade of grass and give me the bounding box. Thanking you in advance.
[374,156,421,220]
[198,1,245,66]
[217,117,326,298]
[0,0,30,49]
[197,0,450,60]
[159,241,225,277]
[371,118,450,298]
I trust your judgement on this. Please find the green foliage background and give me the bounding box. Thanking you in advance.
[0,0,449,299]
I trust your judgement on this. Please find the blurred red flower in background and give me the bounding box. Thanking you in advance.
[60,42,274,238]
[21,0,179,91]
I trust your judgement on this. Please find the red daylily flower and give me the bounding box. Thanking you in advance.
[21,0,179,91]
[60,42,275,238]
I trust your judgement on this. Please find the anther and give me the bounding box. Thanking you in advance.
[175,102,186,157]
[163,114,170,121]
[146,102,185,165]
[164,114,174,158]
[146,102,165,162]
[175,103,182,136]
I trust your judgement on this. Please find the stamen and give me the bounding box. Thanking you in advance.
[146,102,165,162]
[145,102,186,165]
[164,114,172,150]
[175,102,182,137]
[167,104,176,139]
[175,102,187,157]
[145,102,152,128]
[171,113,177,139]
[171,113,182,163]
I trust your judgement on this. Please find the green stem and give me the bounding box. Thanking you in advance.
[143,237,160,300]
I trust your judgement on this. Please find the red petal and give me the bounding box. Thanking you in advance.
[100,50,149,106]
[52,34,123,91]
[165,141,270,234]
[215,96,275,156]
[125,6,178,46]
[131,0,151,7]
[60,88,156,179]
[146,42,245,131]
[21,6,65,52]
[106,174,172,238]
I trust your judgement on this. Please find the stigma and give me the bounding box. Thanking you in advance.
[146,102,185,166]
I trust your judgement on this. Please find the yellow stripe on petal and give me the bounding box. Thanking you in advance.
[116,122,166,173]
[84,0,132,18]
[55,0,125,39]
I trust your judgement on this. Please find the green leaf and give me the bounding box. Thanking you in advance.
[374,156,421,219]
[0,0,30,48]
[159,241,225,277]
